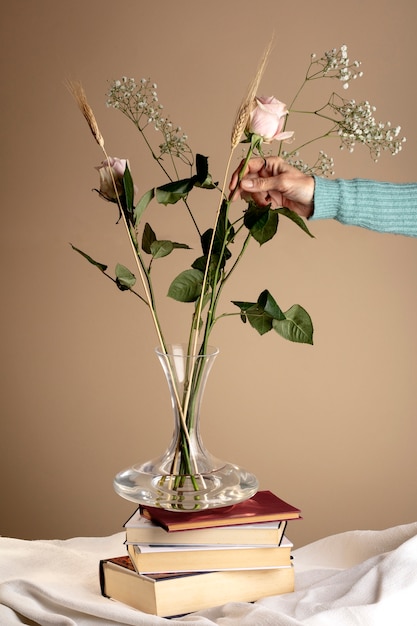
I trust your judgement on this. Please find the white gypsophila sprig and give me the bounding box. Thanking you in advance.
[281,45,362,175]
[158,126,191,160]
[282,150,335,177]
[309,45,363,90]
[327,93,406,161]
[106,76,192,162]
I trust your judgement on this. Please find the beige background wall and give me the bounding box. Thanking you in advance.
[1,0,416,548]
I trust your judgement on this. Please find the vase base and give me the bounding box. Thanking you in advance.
[113,461,258,511]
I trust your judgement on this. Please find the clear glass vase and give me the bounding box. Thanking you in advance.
[113,343,258,511]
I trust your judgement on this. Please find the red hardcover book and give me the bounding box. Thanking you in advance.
[140,490,301,532]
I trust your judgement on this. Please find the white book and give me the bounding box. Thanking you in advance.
[124,509,288,546]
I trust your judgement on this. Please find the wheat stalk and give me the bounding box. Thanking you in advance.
[231,36,274,149]
[66,80,105,149]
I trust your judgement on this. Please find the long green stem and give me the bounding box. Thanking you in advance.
[130,118,201,237]
[175,146,241,446]
[196,143,257,358]
[278,58,331,157]
[101,152,200,476]
[284,130,337,156]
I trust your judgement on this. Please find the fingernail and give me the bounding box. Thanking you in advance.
[241,179,254,189]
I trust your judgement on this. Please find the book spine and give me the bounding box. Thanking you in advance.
[98,560,108,599]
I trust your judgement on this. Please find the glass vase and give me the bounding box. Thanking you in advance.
[113,343,258,511]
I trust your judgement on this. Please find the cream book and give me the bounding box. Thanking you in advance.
[100,555,295,617]
[125,509,288,546]
[126,536,293,573]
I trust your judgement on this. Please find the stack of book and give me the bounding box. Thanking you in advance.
[100,490,301,617]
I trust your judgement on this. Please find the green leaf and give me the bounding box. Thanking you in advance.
[192,253,220,272]
[232,296,272,335]
[201,228,231,259]
[194,154,216,188]
[150,240,190,259]
[232,291,313,344]
[277,208,315,238]
[122,164,135,216]
[244,303,274,335]
[171,241,191,251]
[195,154,209,183]
[168,269,204,302]
[70,244,107,272]
[142,223,157,254]
[134,188,154,225]
[257,289,285,320]
[150,240,174,259]
[156,178,195,205]
[231,300,254,312]
[115,263,136,290]
[231,301,254,324]
[272,304,314,344]
[192,253,222,287]
[244,204,279,244]
[199,201,234,274]
[142,222,191,259]
[234,291,283,335]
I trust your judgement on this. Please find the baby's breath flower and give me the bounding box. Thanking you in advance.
[327,94,406,161]
[106,77,192,163]
[282,150,335,177]
[309,45,363,89]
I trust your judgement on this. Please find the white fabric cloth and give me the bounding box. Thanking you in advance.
[1,522,416,625]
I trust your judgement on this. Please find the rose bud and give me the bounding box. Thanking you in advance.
[95,157,129,202]
[247,96,294,143]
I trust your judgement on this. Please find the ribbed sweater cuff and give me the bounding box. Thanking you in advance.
[311,177,341,221]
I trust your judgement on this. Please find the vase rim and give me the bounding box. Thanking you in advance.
[155,343,219,358]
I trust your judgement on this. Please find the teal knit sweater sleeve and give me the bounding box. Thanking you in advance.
[312,177,417,237]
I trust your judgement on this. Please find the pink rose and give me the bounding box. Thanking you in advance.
[247,96,294,143]
[95,157,129,202]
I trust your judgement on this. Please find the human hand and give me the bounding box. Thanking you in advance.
[229,156,315,219]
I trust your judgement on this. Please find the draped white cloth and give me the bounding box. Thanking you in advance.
[1,522,416,625]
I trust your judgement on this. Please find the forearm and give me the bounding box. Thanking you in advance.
[312,177,417,237]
